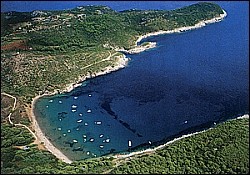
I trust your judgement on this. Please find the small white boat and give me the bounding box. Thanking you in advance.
[95,121,102,125]
[63,133,66,136]
[67,129,71,133]
[88,94,92,97]
[83,135,87,138]
[46,105,49,108]
[74,96,78,99]
[72,105,77,108]
[84,122,88,126]
[77,119,83,123]
[87,109,92,113]
[86,151,90,155]
[73,139,78,143]
[58,127,61,131]
[99,134,104,138]
[99,145,104,149]
[59,100,62,104]
[83,139,87,142]
[79,113,83,116]
[184,120,188,124]
[128,140,132,147]
[89,138,94,142]
[106,138,110,143]
[72,109,77,112]
[49,100,53,103]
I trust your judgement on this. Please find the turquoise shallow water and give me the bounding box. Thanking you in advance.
[34,2,249,161]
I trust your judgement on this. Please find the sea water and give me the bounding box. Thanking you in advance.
[34,2,249,160]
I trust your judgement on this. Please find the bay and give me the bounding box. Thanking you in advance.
[34,1,249,161]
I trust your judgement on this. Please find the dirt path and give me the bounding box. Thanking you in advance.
[80,51,117,70]
[2,92,17,125]
[1,92,38,144]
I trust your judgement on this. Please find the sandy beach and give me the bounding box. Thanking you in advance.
[29,10,229,163]
[29,54,129,163]
[30,96,73,164]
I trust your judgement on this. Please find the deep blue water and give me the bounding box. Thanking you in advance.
[33,2,249,160]
[1,1,199,12]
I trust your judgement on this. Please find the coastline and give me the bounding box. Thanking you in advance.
[30,96,73,164]
[113,113,249,159]
[117,9,227,54]
[69,54,129,93]
[29,9,229,163]
[29,54,129,163]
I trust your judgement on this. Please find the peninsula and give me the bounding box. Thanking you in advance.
[1,2,249,174]
[2,2,227,100]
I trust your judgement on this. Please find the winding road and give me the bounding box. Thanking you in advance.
[1,92,38,141]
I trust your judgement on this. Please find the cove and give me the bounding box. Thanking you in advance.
[34,2,249,161]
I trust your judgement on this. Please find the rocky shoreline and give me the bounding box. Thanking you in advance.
[116,10,227,54]
[113,113,249,159]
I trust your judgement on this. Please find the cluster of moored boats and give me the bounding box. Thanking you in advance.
[48,94,112,157]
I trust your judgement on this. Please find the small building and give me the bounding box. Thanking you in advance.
[77,14,86,20]
[23,146,30,150]
[51,15,59,20]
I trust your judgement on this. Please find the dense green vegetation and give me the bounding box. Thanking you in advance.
[21,2,225,50]
[1,118,249,174]
[2,2,248,174]
[111,118,249,174]
[1,2,224,102]
[1,125,34,148]
[1,48,122,103]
